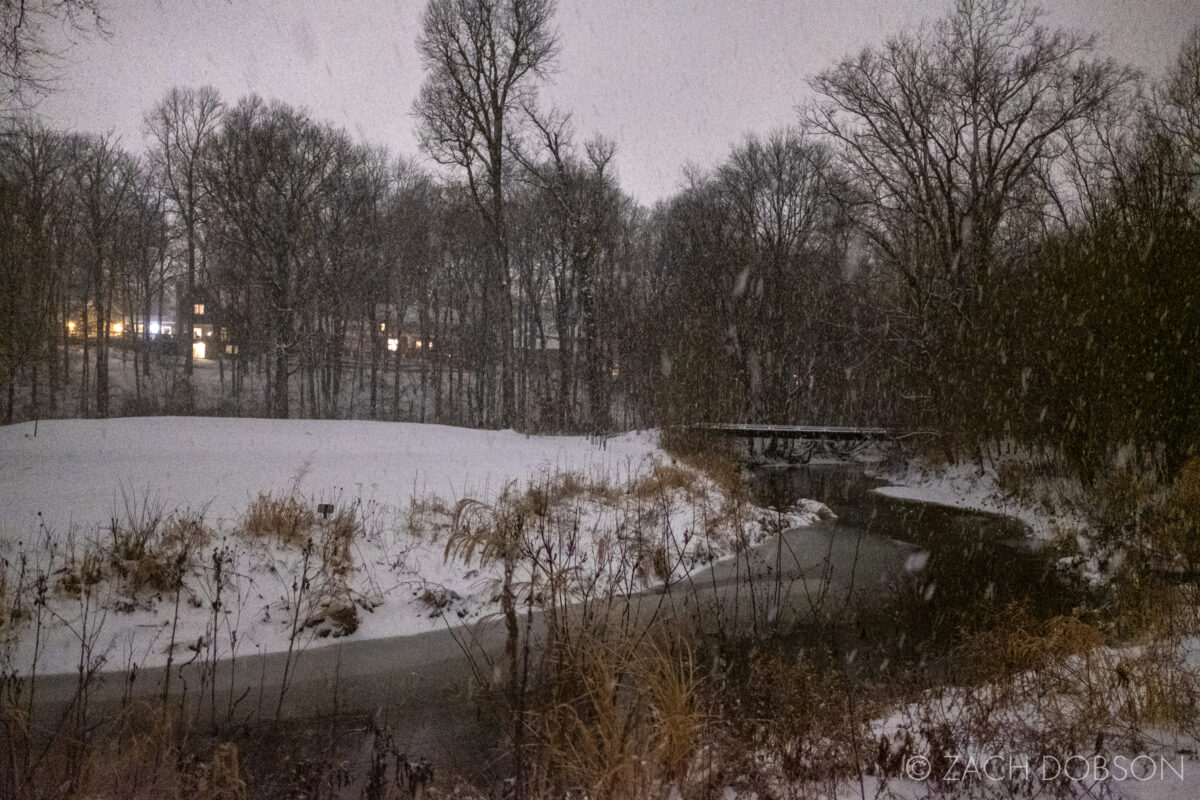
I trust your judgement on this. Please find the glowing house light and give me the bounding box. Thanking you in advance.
[387,338,399,352]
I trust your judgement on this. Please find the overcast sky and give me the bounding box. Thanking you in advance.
[36,0,1199,204]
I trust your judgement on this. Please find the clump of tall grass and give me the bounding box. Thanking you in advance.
[1150,456,1200,575]
[403,493,453,541]
[44,490,212,603]
[531,634,707,799]
[242,492,317,547]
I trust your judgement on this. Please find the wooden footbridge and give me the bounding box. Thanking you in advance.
[686,423,908,463]
[689,423,889,441]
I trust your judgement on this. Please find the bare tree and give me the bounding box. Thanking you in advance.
[144,85,223,407]
[515,110,623,429]
[807,0,1131,318]
[1156,25,1200,209]
[0,0,106,114]
[204,97,343,419]
[716,130,837,421]
[0,120,70,420]
[70,132,136,417]
[415,0,558,427]
[805,0,1133,428]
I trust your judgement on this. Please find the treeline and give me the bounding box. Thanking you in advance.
[0,91,637,429]
[644,0,1200,478]
[1,0,1197,479]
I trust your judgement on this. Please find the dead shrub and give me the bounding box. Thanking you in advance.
[0,570,9,631]
[712,643,867,788]
[320,508,357,577]
[1107,567,1192,639]
[54,551,104,597]
[1153,456,1200,574]
[957,611,1105,682]
[659,428,748,500]
[106,511,211,597]
[179,742,248,800]
[1089,447,1167,549]
[303,590,360,638]
[632,538,671,584]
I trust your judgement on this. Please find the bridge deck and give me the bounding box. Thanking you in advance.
[689,423,889,441]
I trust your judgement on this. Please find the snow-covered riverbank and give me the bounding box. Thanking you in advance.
[0,418,830,677]
[873,459,1088,541]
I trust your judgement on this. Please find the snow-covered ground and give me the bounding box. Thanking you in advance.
[856,635,1200,800]
[0,417,657,538]
[0,417,829,678]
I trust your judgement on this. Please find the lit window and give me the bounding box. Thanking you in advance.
[111,322,123,335]
[149,321,160,335]
[193,341,206,360]
[67,321,76,332]
[415,340,423,349]
[380,322,386,331]
[387,338,399,352]
[194,328,202,339]
[194,303,204,315]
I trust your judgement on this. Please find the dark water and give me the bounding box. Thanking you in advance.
[749,464,1077,652]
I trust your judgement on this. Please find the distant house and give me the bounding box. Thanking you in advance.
[367,304,436,358]
[179,286,232,361]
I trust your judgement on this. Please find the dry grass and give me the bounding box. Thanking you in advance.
[543,470,621,505]
[45,499,214,602]
[660,430,748,501]
[1,700,247,800]
[875,605,1200,797]
[242,492,318,546]
[957,611,1106,683]
[106,512,211,596]
[532,631,706,799]
[630,462,698,498]
[54,550,105,597]
[710,643,871,791]
[404,493,453,540]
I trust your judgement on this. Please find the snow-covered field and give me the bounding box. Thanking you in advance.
[0,417,657,538]
[0,417,828,678]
